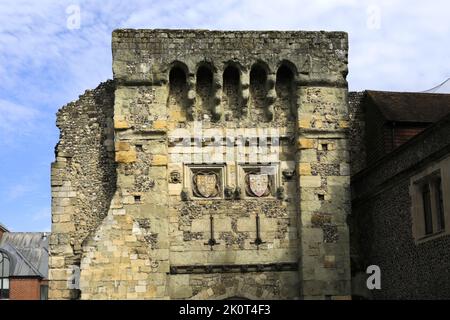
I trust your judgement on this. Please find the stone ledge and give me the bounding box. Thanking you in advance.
[169,262,298,274]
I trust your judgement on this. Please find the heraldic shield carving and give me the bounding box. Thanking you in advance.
[193,171,221,198]
[246,172,271,197]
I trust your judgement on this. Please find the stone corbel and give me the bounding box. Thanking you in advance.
[234,186,242,200]
[276,186,285,200]
[224,186,235,200]
[186,74,196,120]
[266,73,277,121]
[212,73,222,121]
[240,70,250,118]
[180,188,190,201]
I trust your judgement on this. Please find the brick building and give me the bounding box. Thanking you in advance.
[349,91,450,299]
[0,225,49,300]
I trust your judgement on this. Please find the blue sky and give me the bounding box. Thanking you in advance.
[0,0,449,232]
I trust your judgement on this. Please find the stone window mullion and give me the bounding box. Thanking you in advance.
[422,182,433,235]
[434,177,445,232]
[429,180,439,233]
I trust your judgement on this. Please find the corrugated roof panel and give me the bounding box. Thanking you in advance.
[0,232,49,278]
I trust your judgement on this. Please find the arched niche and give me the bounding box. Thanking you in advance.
[275,61,297,121]
[195,63,215,120]
[250,62,270,122]
[168,62,190,122]
[222,64,242,119]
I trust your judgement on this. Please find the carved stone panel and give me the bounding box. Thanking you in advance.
[240,165,279,199]
[193,171,220,198]
[187,166,225,199]
[247,173,270,197]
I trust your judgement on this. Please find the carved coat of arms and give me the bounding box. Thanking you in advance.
[247,173,270,197]
[193,171,220,198]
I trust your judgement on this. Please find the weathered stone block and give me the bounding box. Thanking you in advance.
[299,163,312,175]
[191,219,209,232]
[151,155,168,166]
[298,138,317,149]
[52,222,75,233]
[236,217,254,232]
[324,255,336,268]
[299,176,322,188]
[152,120,167,130]
[115,141,130,151]
[114,118,130,129]
[116,149,137,163]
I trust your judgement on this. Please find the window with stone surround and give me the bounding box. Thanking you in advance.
[410,157,450,242]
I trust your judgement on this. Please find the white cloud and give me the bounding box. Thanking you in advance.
[6,183,33,201]
[31,206,51,223]
[117,0,449,91]
[0,99,40,137]
[0,0,448,232]
[0,0,449,99]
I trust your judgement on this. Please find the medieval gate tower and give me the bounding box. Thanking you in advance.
[50,29,351,299]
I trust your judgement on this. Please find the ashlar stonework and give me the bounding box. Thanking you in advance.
[50,29,351,300]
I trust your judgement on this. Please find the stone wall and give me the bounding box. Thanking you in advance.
[49,81,116,299]
[348,91,366,175]
[50,29,352,300]
[297,86,351,298]
[111,29,348,87]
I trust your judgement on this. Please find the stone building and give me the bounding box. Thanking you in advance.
[49,29,352,299]
[349,91,450,299]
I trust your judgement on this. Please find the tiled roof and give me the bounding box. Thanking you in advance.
[366,90,450,123]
